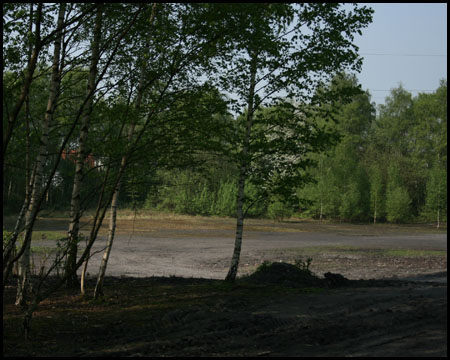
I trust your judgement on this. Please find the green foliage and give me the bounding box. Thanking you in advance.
[243,183,267,217]
[386,187,412,223]
[3,2,444,226]
[212,181,237,217]
[298,78,447,224]
[145,170,236,217]
[192,182,214,216]
[384,162,410,223]
[422,163,447,223]
[293,257,313,274]
[267,196,293,222]
[3,230,14,250]
[256,260,272,272]
[367,164,385,223]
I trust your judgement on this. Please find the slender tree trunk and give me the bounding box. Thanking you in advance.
[24,3,34,212]
[22,157,116,337]
[80,248,89,296]
[225,53,257,282]
[93,4,157,298]
[92,179,120,297]
[66,6,103,288]
[3,4,42,166]
[3,4,99,168]
[7,181,12,201]
[437,208,440,229]
[373,194,377,224]
[2,164,34,293]
[14,4,34,281]
[15,3,66,306]
[20,6,145,333]
[319,201,323,222]
[436,181,440,229]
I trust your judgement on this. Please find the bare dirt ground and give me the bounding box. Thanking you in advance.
[3,216,447,357]
[27,216,447,281]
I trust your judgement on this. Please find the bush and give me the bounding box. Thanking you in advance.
[3,229,13,251]
[267,197,293,221]
[192,182,214,216]
[212,181,237,217]
[386,186,411,223]
[294,257,313,274]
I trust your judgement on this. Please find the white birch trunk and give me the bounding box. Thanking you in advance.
[3,4,42,164]
[373,194,377,224]
[66,6,103,289]
[225,53,257,282]
[92,180,120,298]
[93,4,157,298]
[15,3,65,306]
[436,179,440,229]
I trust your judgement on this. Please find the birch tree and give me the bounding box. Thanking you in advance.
[93,3,157,299]
[64,4,148,289]
[3,4,98,166]
[15,3,66,306]
[90,3,232,298]
[423,161,447,228]
[65,4,103,288]
[214,4,374,281]
[18,5,148,335]
[3,4,100,294]
[3,3,43,166]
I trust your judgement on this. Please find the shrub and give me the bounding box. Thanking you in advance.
[267,197,293,221]
[386,186,411,223]
[294,257,313,274]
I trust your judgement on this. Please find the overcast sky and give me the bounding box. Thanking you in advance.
[353,3,447,108]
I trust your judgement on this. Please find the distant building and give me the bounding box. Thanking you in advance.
[62,149,95,169]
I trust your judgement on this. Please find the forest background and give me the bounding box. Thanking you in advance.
[132,78,447,225]
[3,5,447,226]
[5,76,446,225]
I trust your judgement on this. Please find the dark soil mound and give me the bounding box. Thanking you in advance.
[240,262,324,288]
[323,271,351,287]
[240,262,414,289]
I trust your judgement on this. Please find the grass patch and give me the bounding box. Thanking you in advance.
[32,230,67,241]
[381,249,446,257]
[327,246,446,257]
[269,245,446,256]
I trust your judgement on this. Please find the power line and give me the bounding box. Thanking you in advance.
[367,88,438,101]
[369,89,435,92]
[361,53,446,57]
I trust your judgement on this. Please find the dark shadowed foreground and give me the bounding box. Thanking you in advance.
[3,218,447,356]
[3,267,447,357]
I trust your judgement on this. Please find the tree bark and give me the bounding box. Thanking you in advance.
[436,175,440,229]
[15,3,66,306]
[3,4,42,167]
[19,6,145,333]
[93,3,157,299]
[320,201,323,222]
[66,5,103,289]
[225,52,258,282]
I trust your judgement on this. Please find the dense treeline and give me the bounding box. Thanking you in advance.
[6,75,445,225]
[300,78,447,225]
[107,78,447,225]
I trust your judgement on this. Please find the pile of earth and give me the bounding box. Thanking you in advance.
[239,262,415,288]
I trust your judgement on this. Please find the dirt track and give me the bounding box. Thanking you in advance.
[14,217,447,357]
[29,217,447,281]
[77,229,446,281]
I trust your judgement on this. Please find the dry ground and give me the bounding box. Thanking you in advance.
[3,215,447,357]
